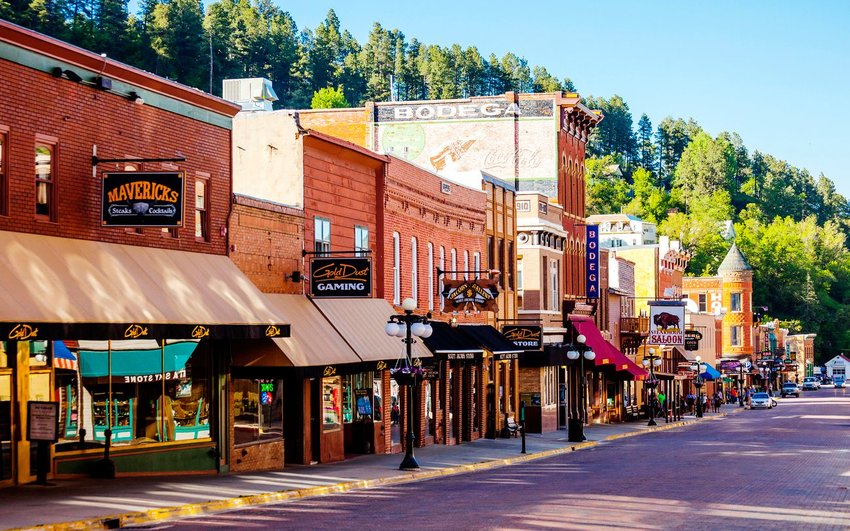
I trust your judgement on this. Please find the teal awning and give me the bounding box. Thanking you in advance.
[79,340,198,378]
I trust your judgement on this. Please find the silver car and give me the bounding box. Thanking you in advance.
[750,392,773,409]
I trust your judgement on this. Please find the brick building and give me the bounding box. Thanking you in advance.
[0,21,290,486]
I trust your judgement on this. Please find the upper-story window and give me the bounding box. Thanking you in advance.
[392,232,400,305]
[439,246,445,311]
[730,292,742,313]
[451,248,457,280]
[0,127,7,216]
[355,226,369,256]
[463,250,469,279]
[550,259,560,311]
[698,294,707,312]
[427,243,434,312]
[517,258,524,310]
[507,241,514,290]
[314,217,331,254]
[411,237,418,302]
[195,177,209,241]
[731,325,742,346]
[35,140,56,220]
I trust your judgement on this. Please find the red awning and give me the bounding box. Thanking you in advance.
[569,315,648,380]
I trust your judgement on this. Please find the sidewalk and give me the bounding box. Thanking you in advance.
[1,413,728,531]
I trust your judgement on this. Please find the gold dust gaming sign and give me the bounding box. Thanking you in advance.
[501,325,542,350]
[102,172,184,227]
[310,257,372,298]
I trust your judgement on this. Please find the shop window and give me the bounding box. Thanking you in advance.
[355,225,369,256]
[314,217,331,254]
[55,340,211,450]
[343,373,375,423]
[195,176,209,241]
[372,372,383,422]
[322,376,341,432]
[233,378,282,445]
[731,292,742,312]
[35,140,56,220]
[0,127,7,216]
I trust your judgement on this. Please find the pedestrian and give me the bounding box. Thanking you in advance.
[713,392,722,413]
[657,390,667,418]
[686,393,696,414]
[730,387,738,406]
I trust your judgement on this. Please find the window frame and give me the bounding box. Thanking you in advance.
[730,292,743,313]
[354,225,369,257]
[392,232,400,305]
[698,293,707,313]
[411,237,418,302]
[427,243,434,311]
[194,174,210,241]
[34,135,58,221]
[731,325,742,346]
[314,217,331,254]
[0,126,8,216]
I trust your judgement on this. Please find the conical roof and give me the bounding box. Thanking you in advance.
[717,243,752,274]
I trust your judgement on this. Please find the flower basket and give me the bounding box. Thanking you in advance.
[390,367,426,386]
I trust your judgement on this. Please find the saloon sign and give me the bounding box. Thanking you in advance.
[102,172,184,227]
[501,325,542,350]
[648,301,685,345]
[310,257,372,298]
[441,278,500,313]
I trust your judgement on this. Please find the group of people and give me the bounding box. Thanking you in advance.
[647,389,725,419]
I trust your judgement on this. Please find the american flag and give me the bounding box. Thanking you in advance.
[54,340,78,371]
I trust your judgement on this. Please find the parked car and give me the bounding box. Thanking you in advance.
[835,378,845,388]
[750,392,774,409]
[802,377,820,391]
[781,382,800,397]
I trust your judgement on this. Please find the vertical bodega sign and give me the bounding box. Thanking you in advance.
[585,224,599,299]
[102,172,184,227]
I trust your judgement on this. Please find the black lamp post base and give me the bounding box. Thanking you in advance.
[567,418,585,442]
[399,453,420,471]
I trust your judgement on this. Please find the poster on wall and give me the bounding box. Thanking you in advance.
[102,172,184,227]
[648,301,686,345]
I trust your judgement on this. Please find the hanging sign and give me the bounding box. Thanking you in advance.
[102,172,184,227]
[310,257,372,298]
[684,330,703,351]
[648,301,685,345]
[501,325,542,350]
[441,278,500,313]
[585,225,599,299]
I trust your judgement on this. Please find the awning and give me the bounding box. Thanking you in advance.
[519,343,571,367]
[312,298,432,364]
[77,340,198,378]
[0,231,289,340]
[456,325,523,360]
[54,340,77,370]
[568,316,648,380]
[423,321,484,362]
[701,364,722,380]
[232,294,361,369]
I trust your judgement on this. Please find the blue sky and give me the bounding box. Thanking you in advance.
[271,0,850,198]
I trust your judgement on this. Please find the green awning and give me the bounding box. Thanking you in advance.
[78,340,198,378]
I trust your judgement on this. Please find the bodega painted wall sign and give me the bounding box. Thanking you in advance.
[102,172,184,227]
[310,257,372,298]
[585,224,599,299]
[501,325,542,350]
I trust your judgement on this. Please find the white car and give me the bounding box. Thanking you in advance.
[750,392,773,409]
[802,377,820,390]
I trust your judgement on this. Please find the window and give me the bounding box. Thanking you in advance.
[731,292,742,312]
[194,177,209,241]
[392,232,400,305]
[517,258,524,309]
[0,127,7,216]
[411,237,418,302]
[439,246,445,311]
[35,141,56,220]
[464,250,469,279]
[550,259,560,311]
[321,376,342,432]
[355,226,369,256]
[427,243,434,311]
[473,252,481,276]
[314,217,331,254]
[698,293,707,312]
[731,325,742,346]
[498,239,505,289]
[507,241,514,290]
[451,248,457,280]
[487,236,495,270]
[233,378,283,445]
[542,257,549,311]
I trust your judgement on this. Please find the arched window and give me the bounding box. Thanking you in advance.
[464,250,469,279]
[411,237,419,303]
[451,248,457,280]
[392,232,400,305]
[427,243,434,311]
[439,246,446,311]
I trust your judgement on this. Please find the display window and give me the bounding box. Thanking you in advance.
[342,373,375,423]
[322,376,341,432]
[233,378,283,446]
[53,339,211,450]
[372,372,383,422]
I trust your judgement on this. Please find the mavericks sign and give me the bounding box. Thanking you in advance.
[102,172,184,227]
[310,257,372,298]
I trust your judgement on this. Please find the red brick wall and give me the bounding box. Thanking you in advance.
[0,57,231,254]
[229,196,305,294]
[383,156,487,323]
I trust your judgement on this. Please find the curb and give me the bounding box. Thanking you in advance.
[13,415,719,531]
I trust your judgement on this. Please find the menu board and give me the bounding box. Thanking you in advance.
[27,401,59,442]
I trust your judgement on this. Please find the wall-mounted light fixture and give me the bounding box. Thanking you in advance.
[285,271,302,283]
[128,91,145,105]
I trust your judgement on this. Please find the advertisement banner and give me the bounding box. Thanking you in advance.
[310,257,372,298]
[441,278,499,313]
[102,172,184,227]
[585,225,599,299]
[501,325,542,350]
[648,301,685,345]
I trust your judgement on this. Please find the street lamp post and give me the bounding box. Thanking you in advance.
[566,334,596,442]
[385,298,433,471]
[642,348,662,426]
[694,355,705,418]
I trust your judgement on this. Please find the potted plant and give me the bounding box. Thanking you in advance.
[390,365,426,386]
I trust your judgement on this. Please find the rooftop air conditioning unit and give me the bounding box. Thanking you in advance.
[222,78,278,112]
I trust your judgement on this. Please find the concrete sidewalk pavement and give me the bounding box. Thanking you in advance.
[1,412,730,531]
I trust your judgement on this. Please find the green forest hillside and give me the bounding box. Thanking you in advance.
[3,4,848,360]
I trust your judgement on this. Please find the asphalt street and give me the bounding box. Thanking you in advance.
[138,389,850,530]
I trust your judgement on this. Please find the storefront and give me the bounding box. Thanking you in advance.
[0,231,290,485]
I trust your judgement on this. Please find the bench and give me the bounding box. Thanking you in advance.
[505,416,519,438]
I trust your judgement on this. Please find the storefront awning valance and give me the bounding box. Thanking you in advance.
[456,325,523,359]
[77,340,198,377]
[233,294,361,368]
[0,231,290,340]
[312,298,432,362]
[423,321,484,361]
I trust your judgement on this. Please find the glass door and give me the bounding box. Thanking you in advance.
[0,371,12,483]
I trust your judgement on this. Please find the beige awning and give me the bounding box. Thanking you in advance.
[0,230,289,339]
[312,298,432,362]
